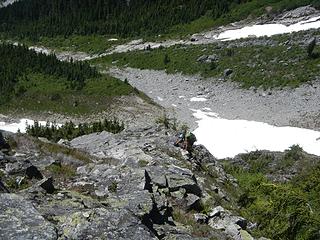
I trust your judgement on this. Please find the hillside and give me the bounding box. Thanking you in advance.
[1,2,320,240]
[1,123,320,239]
[0,43,160,126]
[0,0,233,39]
[0,0,319,40]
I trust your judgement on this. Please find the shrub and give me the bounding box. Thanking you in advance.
[164,54,171,65]
[26,118,125,142]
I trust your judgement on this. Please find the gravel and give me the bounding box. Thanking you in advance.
[109,67,320,131]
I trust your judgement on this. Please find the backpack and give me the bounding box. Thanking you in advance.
[186,132,197,144]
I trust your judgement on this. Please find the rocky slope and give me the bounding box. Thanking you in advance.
[0,124,271,240]
[109,61,320,132]
[1,5,320,240]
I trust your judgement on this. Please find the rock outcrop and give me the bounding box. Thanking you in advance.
[0,126,259,239]
[0,193,57,240]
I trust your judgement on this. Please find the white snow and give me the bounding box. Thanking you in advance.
[215,16,320,41]
[0,119,59,133]
[192,110,320,159]
[190,97,207,102]
[29,46,51,55]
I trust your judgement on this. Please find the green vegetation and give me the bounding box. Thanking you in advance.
[5,176,30,191]
[26,118,124,142]
[19,35,125,54]
[108,181,118,193]
[0,0,318,41]
[93,36,320,88]
[223,146,320,240]
[46,163,76,179]
[156,114,178,130]
[0,43,136,114]
[222,0,320,24]
[38,141,92,164]
[138,160,149,167]
[163,0,320,38]
[0,43,99,103]
[173,208,214,238]
[0,0,234,39]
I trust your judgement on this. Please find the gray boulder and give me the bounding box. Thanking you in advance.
[307,37,316,57]
[209,206,226,218]
[197,55,208,62]
[57,208,155,240]
[27,177,56,194]
[224,69,233,77]
[197,54,218,63]
[194,213,208,224]
[207,54,219,62]
[0,179,9,193]
[166,173,201,196]
[0,194,57,240]
[185,193,200,209]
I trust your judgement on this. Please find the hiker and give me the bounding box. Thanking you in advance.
[184,132,197,153]
[174,130,186,148]
[174,130,197,153]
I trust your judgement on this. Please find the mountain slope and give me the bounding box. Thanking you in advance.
[0,0,234,39]
[0,43,139,115]
[0,0,319,40]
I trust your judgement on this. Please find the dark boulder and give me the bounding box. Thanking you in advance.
[25,165,43,180]
[0,131,10,151]
[0,179,9,193]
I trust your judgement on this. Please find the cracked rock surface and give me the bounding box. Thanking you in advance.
[0,126,264,239]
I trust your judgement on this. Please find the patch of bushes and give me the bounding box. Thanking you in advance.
[172,208,213,238]
[156,113,177,130]
[39,141,92,164]
[94,33,320,89]
[138,160,149,167]
[46,163,76,178]
[26,118,124,142]
[5,176,30,191]
[108,181,118,193]
[224,146,320,239]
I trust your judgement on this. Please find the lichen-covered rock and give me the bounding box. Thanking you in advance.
[0,125,265,239]
[0,193,57,240]
[0,179,9,193]
[57,208,155,240]
[166,174,201,196]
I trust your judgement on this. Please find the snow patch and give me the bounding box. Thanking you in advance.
[0,119,60,133]
[215,16,320,41]
[192,110,320,159]
[190,97,207,102]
